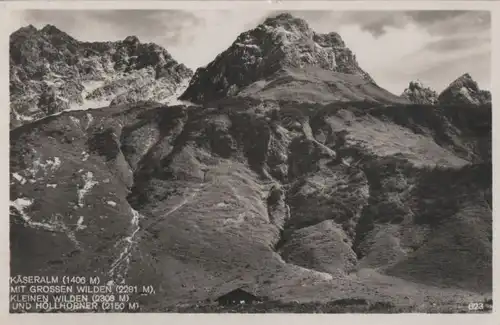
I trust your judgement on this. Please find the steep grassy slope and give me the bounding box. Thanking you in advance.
[237,67,409,105]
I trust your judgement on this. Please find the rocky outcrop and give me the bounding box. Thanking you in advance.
[180,13,385,104]
[401,80,438,104]
[9,24,192,128]
[280,220,359,275]
[438,73,491,105]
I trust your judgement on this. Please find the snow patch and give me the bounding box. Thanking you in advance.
[12,209,85,249]
[10,198,61,233]
[459,86,475,103]
[69,99,111,112]
[235,42,261,50]
[108,207,145,284]
[57,95,69,103]
[44,79,56,86]
[30,156,61,178]
[223,212,246,226]
[82,80,106,94]
[107,201,117,207]
[76,216,87,230]
[69,116,80,126]
[159,78,194,106]
[12,109,35,122]
[46,184,57,188]
[12,172,27,185]
[77,171,98,207]
[62,80,111,111]
[52,157,61,168]
[81,152,90,161]
[10,202,57,231]
[11,197,33,211]
[216,202,229,208]
[86,113,93,129]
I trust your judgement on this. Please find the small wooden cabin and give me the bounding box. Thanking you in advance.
[216,288,261,306]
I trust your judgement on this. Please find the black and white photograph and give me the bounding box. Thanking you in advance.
[7,4,493,315]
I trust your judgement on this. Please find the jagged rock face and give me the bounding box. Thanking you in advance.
[10,24,193,128]
[401,81,438,104]
[180,13,378,104]
[438,73,491,105]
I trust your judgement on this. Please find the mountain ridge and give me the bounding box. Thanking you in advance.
[402,74,491,106]
[10,24,193,128]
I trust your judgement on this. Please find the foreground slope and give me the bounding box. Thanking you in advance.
[10,98,491,311]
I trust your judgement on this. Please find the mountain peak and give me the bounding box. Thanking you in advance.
[408,80,425,90]
[458,72,472,80]
[265,12,295,22]
[41,24,65,35]
[37,24,77,44]
[180,14,374,103]
[262,12,311,33]
[438,73,490,105]
[450,73,478,89]
[19,24,38,33]
[10,24,38,39]
[123,35,140,46]
[401,80,438,104]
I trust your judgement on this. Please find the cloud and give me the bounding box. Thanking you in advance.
[423,35,489,53]
[417,51,491,91]
[15,10,204,44]
[412,10,491,36]
[266,10,410,37]
[330,23,441,93]
[90,10,203,44]
[284,10,490,38]
[266,10,491,92]
[8,9,491,94]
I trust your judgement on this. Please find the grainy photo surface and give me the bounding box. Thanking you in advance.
[8,8,492,314]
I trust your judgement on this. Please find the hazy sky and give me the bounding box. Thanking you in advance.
[9,9,491,94]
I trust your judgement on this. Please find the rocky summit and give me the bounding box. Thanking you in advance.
[180,13,406,105]
[9,13,492,313]
[401,80,438,105]
[10,24,193,128]
[438,73,491,106]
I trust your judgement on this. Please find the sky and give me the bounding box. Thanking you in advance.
[9,9,491,94]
